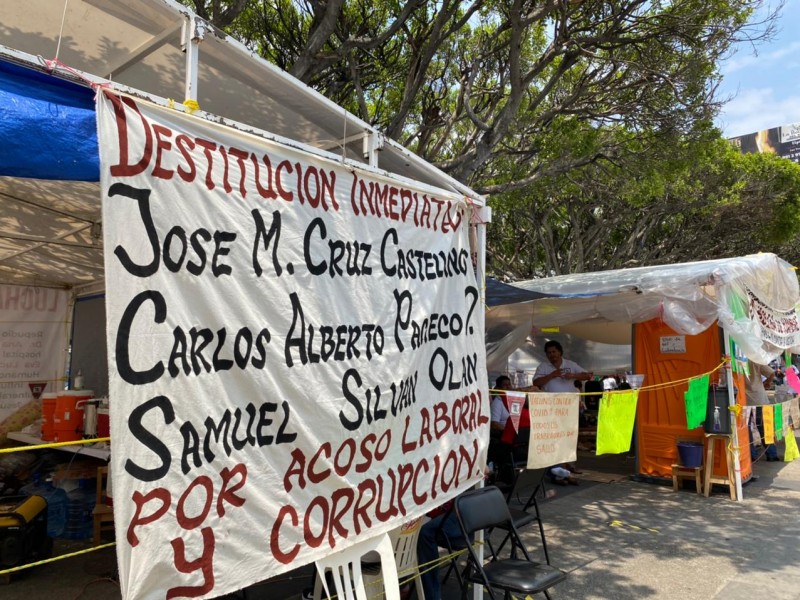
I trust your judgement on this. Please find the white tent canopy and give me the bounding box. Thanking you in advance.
[486,253,800,370]
[0,0,471,193]
[0,3,493,597]
[0,0,484,291]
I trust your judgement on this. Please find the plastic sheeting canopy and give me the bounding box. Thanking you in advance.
[487,254,800,368]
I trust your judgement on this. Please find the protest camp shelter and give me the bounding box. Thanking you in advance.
[0,0,489,385]
[0,1,492,596]
[485,277,632,379]
[0,0,483,288]
[486,253,800,499]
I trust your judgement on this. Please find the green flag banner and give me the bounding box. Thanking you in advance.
[685,374,709,429]
[727,294,747,375]
[596,390,639,455]
[775,403,784,441]
[728,290,748,320]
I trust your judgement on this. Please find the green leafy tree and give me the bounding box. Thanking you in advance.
[488,125,800,278]
[185,1,778,188]
[183,1,797,276]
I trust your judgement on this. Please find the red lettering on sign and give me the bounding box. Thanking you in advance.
[127,488,170,547]
[167,527,215,599]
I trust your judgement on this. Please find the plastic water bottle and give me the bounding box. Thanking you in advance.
[63,480,96,540]
[20,476,68,538]
[74,369,84,390]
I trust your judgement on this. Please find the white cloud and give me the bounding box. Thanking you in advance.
[723,53,758,74]
[716,86,800,137]
[722,40,800,74]
[716,2,800,135]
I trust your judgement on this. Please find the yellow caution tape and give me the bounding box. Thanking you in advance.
[0,542,116,576]
[609,519,659,533]
[0,437,110,454]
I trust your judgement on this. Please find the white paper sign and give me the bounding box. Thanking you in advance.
[781,122,800,143]
[660,335,686,354]
[98,93,487,600]
[0,284,68,442]
[526,393,579,468]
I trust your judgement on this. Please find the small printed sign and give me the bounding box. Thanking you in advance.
[27,382,47,400]
[660,335,686,354]
[506,391,525,416]
[781,123,800,143]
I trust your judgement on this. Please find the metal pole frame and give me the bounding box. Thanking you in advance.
[473,204,490,600]
[721,327,744,501]
[182,15,205,102]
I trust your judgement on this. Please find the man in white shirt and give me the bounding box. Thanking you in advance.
[533,340,593,392]
[533,340,590,477]
[490,375,512,431]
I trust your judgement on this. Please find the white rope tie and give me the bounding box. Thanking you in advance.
[54,0,71,63]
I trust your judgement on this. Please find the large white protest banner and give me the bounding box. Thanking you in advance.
[0,284,68,443]
[97,92,488,600]
[526,393,579,468]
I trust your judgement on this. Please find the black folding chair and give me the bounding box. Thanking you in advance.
[454,486,566,600]
[491,427,531,493]
[506,426,530,468]
[489,467,550,564]
[434,505,470,591]
[584,379,603,411]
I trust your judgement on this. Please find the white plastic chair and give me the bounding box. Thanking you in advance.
[313,532,400,600]
[363,518,425,600]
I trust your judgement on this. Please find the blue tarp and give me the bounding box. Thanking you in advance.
[486,277,552,306]
[0,59,98,181]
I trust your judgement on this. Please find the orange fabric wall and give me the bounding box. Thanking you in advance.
[634,319,750,481]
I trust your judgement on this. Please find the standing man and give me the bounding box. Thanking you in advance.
[533,340,593,391]
[773,363,785,386]
[603,374,619,391]
[533,340,590,476]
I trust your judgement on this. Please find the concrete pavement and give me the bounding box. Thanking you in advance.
[537,448,800,600]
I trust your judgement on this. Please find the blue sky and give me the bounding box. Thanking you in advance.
[716,1,800,137]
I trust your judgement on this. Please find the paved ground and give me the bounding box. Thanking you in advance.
[4,437,799,600]
[541,452,800,600]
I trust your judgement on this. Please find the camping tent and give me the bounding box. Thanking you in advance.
[484,277,633,379]
[0,0,492,395]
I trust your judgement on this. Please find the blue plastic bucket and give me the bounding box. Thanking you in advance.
[677,442,703,468]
